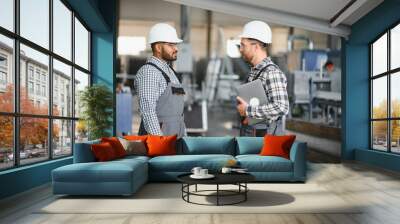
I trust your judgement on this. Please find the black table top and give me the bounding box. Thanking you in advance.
[177,172,255,185]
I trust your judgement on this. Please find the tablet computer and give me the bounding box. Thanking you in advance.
[236,79,268,125]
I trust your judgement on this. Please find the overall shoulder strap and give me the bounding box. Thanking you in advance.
[167,64,183,84]
[253,64,277,80]
[145,62,171,83]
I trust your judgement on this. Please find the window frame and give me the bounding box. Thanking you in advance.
[0,0,92,171]
[370,20,400,154]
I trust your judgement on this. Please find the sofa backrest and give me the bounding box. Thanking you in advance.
[73,139,100,163]
[178,137,236,155]
[73,137,300,161]
[235,137,263,155]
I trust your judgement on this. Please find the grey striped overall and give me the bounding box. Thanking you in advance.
[139,62,186,138]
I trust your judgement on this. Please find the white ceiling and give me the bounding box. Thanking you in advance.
[119,0,384,37]
[222,0,384,26]
[224,0,353,22]
[164,0,384,37]
[119,0,252,26]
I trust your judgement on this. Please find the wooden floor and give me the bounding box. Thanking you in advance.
[1,161,400,224]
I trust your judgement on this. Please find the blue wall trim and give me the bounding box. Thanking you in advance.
[355,149,400,172]
[0,157,72,199]
[343,0,400,172]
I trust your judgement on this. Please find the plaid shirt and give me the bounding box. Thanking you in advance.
[245,57,289,123]
[134,56,180,135]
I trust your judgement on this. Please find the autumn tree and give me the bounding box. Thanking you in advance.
[0,84,60,152]
[372,99,400,143]
[0,85,14,149]
[372,100,387,140]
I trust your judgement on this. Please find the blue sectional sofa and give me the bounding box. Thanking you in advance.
[52,137,307,196]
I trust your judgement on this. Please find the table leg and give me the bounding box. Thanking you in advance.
[181,184,183,199]
[195,184,197,192]
[186,184,190,202]
[245,183,247,201]
[217,184,219,206]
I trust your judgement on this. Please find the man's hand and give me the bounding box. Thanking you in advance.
[242,117,249,125]
[236,96,248,117]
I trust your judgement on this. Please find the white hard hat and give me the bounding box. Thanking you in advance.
[148,23,182,45]
[239,20,272,44]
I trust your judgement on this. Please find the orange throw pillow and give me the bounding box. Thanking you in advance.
[124,135,148,142]
[91,142,117,161]
[260,135,296,159]
[101,137,126,158]
[146,135,177,157]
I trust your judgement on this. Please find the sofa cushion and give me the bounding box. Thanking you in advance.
[124,135,148,142]
[260,135,296,159]
[179,137,235,155]
[235,137,263,155]
[101,137,127,158]
[115,155,150,163]
[119,138,147,156]
[146,135,177,157]
[148,154,235,172]
[236,155,293,172]
[52,159,147,183]
[91,142,118,161]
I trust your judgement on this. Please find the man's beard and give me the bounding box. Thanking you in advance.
[162,52,177,62]
[242,55,250,63]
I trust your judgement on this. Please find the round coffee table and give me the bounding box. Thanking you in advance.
[177,172,255,206]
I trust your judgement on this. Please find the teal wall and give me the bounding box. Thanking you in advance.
[92,0,117,136]
[0,0,117,200]
[343,0,400,171]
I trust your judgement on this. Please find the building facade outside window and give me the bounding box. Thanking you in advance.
[0,0,91,170]
[0,53,7,90]
[370,22,400,154]
[28,81,33,94]
[28,66,34,80]
[0,71,6,85]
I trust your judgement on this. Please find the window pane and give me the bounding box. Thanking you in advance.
[75,120,88,143]
[20,44,49,115]
[391,72,400,118]
[20,0,49,49]
[0,0,14,31]
[391,24,400,70]
[0,34,14,113]
[372,33,387,76]
[0,116,14,170]
[75,18,89,70]
[20,117,49,165]
[74,69,89,118]
[372,121,388,151]
[53,0,72,60]
[53,59,72,117]
[372,77,387,119]
[53,119,72,158]
[391,120,400,153]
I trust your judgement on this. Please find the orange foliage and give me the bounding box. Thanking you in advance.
[373,99,400,141]
[0,84,60,149]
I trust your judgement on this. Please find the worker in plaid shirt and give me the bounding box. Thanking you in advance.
[135,23,186,138]
[236,21,289,136]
